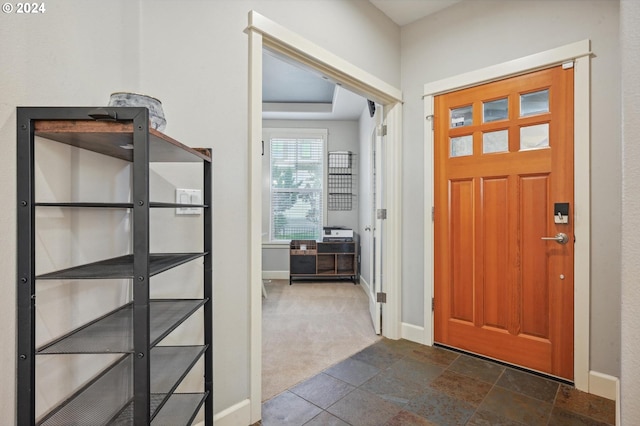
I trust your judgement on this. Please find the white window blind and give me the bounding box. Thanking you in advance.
[270,133,325,241]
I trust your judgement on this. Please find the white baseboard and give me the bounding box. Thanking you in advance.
[589,370,618,401]
[213,398,252,426]
[401,322,427,345]
[360,276,371,295]
[262,270,288,280]
[616,375,620,426]
[357,276,371,297]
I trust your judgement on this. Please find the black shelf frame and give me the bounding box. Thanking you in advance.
[16,107,213,425]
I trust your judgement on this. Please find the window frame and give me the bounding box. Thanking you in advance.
[263,128,328,243]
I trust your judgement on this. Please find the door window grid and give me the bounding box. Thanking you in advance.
[448,90,552,157]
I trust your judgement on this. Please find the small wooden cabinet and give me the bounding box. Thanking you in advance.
[290,239,358,284]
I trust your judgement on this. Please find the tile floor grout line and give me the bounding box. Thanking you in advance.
[466,377,496,425]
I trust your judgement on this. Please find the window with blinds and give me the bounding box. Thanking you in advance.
[269,132,326,241]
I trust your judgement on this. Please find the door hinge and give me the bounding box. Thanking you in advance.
[378,124,387,136]
[426,114,434,131]
[377,209,387,220]
[432,297,435,311]
[377,292,387,303]
[431,206,434,222]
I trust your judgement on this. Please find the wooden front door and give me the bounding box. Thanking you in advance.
[434,65,574,380]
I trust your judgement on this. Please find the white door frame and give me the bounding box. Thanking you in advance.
[246,11,403,423]
[423,40,591,391]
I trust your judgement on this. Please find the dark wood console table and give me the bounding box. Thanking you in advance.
[289,239,358,284]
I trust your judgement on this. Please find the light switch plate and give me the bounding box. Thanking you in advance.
[176,188,202,215]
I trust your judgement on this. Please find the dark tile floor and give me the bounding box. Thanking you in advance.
[260,338,615,426]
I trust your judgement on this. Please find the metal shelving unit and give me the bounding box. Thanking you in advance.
[328,151,354,211]
[16,107,213,425]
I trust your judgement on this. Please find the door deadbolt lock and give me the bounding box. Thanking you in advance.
[541,233,569,244]
[554,202,570,224]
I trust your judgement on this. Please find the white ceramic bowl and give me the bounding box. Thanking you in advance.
[108,92,166,131]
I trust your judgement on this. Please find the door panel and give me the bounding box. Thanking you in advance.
[367,115,382,335]
[520,175,550,338]
[434,65,574,380]
[481,177,509,331]
[450,179,474,323]
[373,115,384,334]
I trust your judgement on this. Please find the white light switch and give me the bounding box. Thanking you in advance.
[176,188,202,215]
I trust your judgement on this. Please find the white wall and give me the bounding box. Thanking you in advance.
[0,0,400,422]
[620,0,640,421]
[400,0,621,378]
[0,1,140,420]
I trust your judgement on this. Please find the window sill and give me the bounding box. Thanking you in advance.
[262,242,291,249]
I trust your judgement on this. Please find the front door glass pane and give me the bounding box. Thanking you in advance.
[450,105,473,128]
[483,98,508,123]
[520,123,549,150]
[451,135,473,157]
[520,89,549,116]
[483,130,509,154]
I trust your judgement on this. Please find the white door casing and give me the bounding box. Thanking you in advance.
[423,40,591,391]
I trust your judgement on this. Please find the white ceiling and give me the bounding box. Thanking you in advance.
[263,51,335,104]
[262,0,464,121]
[262,50,369,121]
[369,0,464,26]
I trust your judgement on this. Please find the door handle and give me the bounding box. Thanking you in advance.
[364,226,371,231]
[541,233,569,244]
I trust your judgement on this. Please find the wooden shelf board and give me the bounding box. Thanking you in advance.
[34,120,211,163]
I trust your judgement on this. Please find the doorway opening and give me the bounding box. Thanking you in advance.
[260,64,382,399]
[247,10,403,423]
[261,90,379,401]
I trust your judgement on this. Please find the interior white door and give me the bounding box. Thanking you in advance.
[368,112,384,334]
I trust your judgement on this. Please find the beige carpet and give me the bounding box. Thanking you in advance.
[262,279,381,401]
